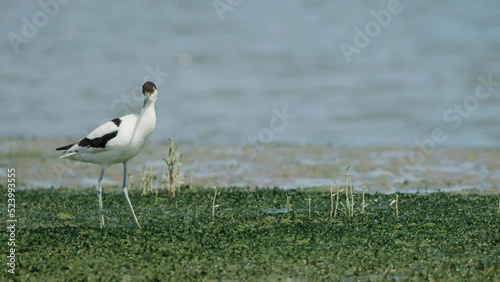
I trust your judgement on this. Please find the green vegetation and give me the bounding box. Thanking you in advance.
[139,165,157,197]
[162,138,184,197]
[1,187,498,281]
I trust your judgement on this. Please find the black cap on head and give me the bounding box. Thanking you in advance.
[142,81,157,95]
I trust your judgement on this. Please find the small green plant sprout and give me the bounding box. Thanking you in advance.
[330,182,334,219]
[140,165,157,196]
[189,160,195,190]
[162,138,184,197]
[390,194,399,220]
[497,194,500,215]
[212,186,220,221]
[361,185,368,215]
[154,169,161,202]
[349,179,354,217]
[343,166,354,219]
[286,194,292,219]
[308,197,312,220]
[330,182,340,220]
[335,182,340,219]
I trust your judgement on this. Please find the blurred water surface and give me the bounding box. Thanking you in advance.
[1,0,499,147]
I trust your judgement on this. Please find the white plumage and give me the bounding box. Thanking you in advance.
[57,81,158,229]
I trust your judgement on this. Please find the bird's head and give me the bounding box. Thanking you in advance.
[142,81,158,107]
[142,81,157,108]
[142,81,157,97]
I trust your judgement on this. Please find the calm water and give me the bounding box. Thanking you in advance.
[1,0,499,147]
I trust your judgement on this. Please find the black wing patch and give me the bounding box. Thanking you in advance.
[111,118,121,127]
[56,143,75,151]
[78,131,118,149]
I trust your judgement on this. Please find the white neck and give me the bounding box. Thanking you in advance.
[135,91,157,140]
[141,90,158,115]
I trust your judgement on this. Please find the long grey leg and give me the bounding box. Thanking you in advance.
[122,162,141,229]
[97,165,105,229]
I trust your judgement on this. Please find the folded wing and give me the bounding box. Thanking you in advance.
[56,118,122,158]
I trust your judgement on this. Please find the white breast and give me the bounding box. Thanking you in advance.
[105,111,156,163]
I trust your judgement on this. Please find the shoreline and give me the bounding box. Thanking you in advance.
[1,138,498,194]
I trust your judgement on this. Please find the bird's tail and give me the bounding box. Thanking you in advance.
[56,143,77,159]
[59,152,77,159]
[56,143,75,151]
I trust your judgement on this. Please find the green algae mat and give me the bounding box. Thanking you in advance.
[2,187,499,281]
